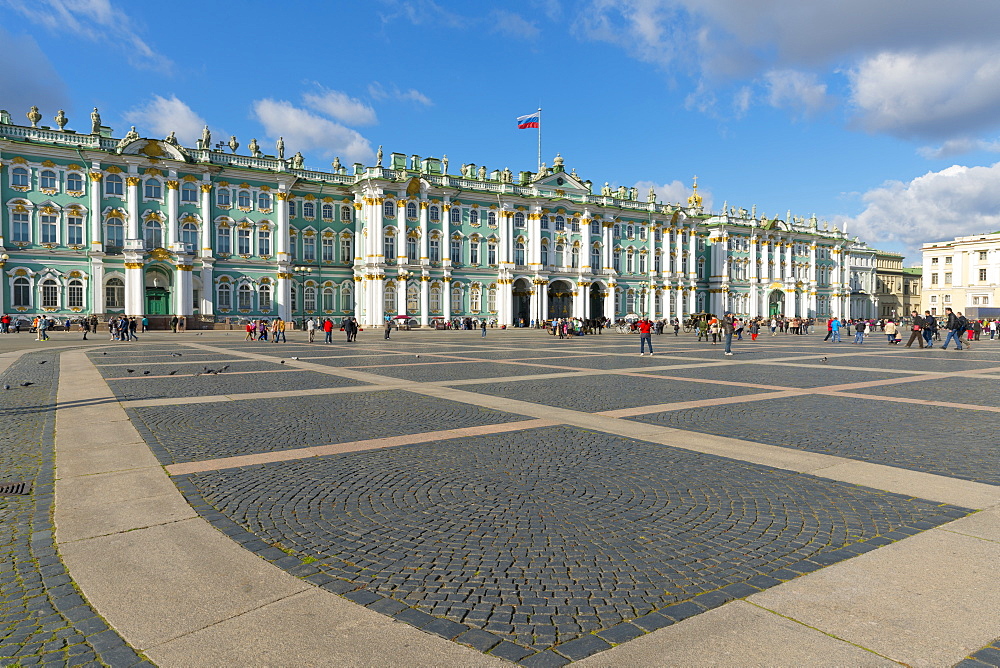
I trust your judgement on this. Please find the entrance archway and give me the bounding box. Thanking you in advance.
[547,280,573,319]
[145,268,171,316]
[512,278,531,326]
[590,283,605,320]
[767,289,784,317]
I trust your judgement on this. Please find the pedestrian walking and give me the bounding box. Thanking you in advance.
[324,318,334,343]
[384,318,392,340]
[481,320,487,338]
[903,311,925,348]
[852,319,867,344]
[941,307,965,350]
[307,317,316,343]
[830,317,841,343]
[637,317,653,355]
[884,320,897,344]
[922,311,936,348]
[722,311,735,356]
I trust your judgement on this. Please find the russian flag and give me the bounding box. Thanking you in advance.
[517,112,539,129]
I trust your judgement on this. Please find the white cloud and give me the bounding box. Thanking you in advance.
[836,162,1000,259]
[764,69,830,118]
[918,138,1000,160]
[491,10,540,40]
[634,179,712,210]
[1,0,171,71]
[849,46,1000,139]
[368,82,433,106]
[376,0,466,29]
[303,88,377,126]
[252,99,373,165]
[123,95,206,145]
[0,28,70,119]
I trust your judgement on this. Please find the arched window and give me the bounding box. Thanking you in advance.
[487,286,497,312]
[217,282,232,309]
[429,206,439,222]
[302,201,315,218]
[571,218,580,232]
[470,285,481,312]
[322,286,335,311]
[237,190,251,208]
[340,235,353,263]
[406,235,418,263]
[514,212,525,228]
[592,245,601,271]
[555,244,565,267]
[626,289,636,313]
[144,220,163,249]
[654,251,661,272]
[514,241,525,265]
[106,278,125,309]
[638,252,647,273]
[40,279,59,309]
[470,209,479,225]
[450,207,461,224]
[590,220,601,235]
[341,205,352,222]
[106,173,124,196]
[487,211,496,226]
[66,172,83,192]
[321,203,333,220]
[260,284,272,311]
[406,202,418,219]
[258,192,271,210]
[106,218,124,248]
[216,188,230,206]
[430,285,442,312]
[383,200,396,218]
[698,257,706,278]
[407,283,419,312]
[304,285,317,311]
[144,179,162,199]
[258,228,271,256]
[13,277,30,307]
[181,182,198,202]
[238,284,253,310]
[571,245,580,269]
[40,170,57,190]
[341,283,354,311]
[12,167,29,187]
[66,278,83,308]
[540,215,549,230]
[451,285,463,313]
[181,222,198,250]
[540,240,549,266]
[384,284,397,314]
[554,215,565,231]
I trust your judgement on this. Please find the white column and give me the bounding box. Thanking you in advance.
[528,212,542,266]
[90,259,105,313]
[88,171,104,253]
[174,263,193,316]
[124,260,143,316]
[572,282,584,318]
[442,277,451,320]
[420,276,429,327]
[673,286,683,322]
[166,173,179,245]
[201,261,215,317]
[687,228,697,281]
[419,200,429,264]
[275,192,292,321]
[125,174,140,240]
[785,241,793,283]
[200,182,214,256]
[603,223,613,272]
[541,281,550,321]
[604,282,615,320]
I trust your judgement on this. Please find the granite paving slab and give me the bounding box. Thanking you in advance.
[627,394,1000,485]
[108,370,369,401]
[795,352,1000,373]
[350,361,567,382]
[128,390,529,464]
[647,363,906,389]
[175,425,968,664]
[94,359,286,378]
[462,373,776,412]
[848,377,1000,407]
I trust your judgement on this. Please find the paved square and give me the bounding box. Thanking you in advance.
[178,425,968,658]
[646,362,907,388]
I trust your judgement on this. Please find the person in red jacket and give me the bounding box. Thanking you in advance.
[637,317,654,356]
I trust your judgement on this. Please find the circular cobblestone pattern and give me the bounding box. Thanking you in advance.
[187,425,960,655]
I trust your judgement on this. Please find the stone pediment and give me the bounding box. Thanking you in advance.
[533,171,588,193]
[119,139,190,162]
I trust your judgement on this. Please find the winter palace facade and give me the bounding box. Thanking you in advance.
[0,106,882,327]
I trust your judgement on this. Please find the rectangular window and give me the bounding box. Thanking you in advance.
[67,216,84,245]
[429,238,440,262]
[980,251,988,261]
[303,236,316,261]
[12,212,30,242]
[217,228,231,254]
[340,238,352,263]
[450,239,461,264]
[931,257,938,264]
[258,230,271,256]
[322,237,334,262]
[930,273,938,285]
[68,282,83,308]
[40,214,58,244]
[451,289,462,313]
[944,294,951,303]
[944,272,952,284]
[470,242,480,265]
[945,256,952,264]
[979,268,987,281]
[488,242,497,265]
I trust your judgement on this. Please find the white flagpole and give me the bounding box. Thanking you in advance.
[537,108,542,173]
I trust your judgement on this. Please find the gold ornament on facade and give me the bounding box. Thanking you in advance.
[176,264,194,271]
[166,180,180,190]
[148,248,173,261]
[144,167,162,176]
[11,156,27,164]
[125,176,141,187]
[124,262,144,269]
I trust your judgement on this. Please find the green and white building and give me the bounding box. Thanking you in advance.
[0,106,880,327]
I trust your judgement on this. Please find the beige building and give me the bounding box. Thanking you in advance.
[875,250,921,318]
[921,232,1000,318]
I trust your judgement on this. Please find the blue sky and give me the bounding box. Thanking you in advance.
[4,0,1000,264]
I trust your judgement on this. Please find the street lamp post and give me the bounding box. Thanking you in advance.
[293,265,313,331]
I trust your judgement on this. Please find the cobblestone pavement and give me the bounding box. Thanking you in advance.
[177,425,968,662]
[4,330,1000,666]
[0,352,148,667]
[627,393,1000,485]
[127,390,529,464]
[960,637,1000,667]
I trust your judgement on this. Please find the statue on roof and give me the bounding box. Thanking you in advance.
[571,168,579,179]
[117,126,139,151]
[617,185,627,199]
[90,107,101,134]
[478,165,486,180]
[26,106,41,128]
[502,167,513,183]
[291,151,304,169]
[649,187,657,203]
[376,145,383,167]
[164,131,178,146]
[602,182,612,196]
[442,154,448,174]
[629,187,638,201]
[248,137,261,157]
[332,156,342,172]
[277,136,285,160]
[201,125,211,150]
[54,109,67,131]
[228,136,239,153]
[537,162,547,178]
